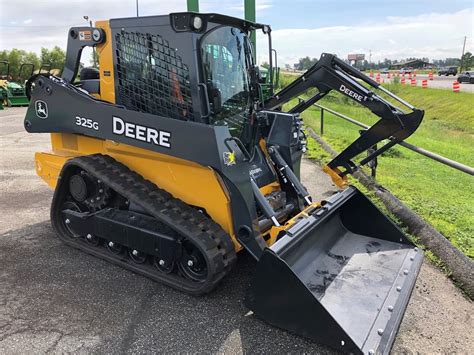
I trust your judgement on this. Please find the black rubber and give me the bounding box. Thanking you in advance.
[79,67,100,80]
[51,154,236,295]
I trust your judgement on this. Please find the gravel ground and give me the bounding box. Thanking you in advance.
[0,107,472,353]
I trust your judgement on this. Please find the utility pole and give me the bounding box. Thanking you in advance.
[136,0,139,16]
[460,36,467,72]
[244,0,256,61]
[187,0,199,12]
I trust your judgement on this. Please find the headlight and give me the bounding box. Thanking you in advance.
[192,16,203,31]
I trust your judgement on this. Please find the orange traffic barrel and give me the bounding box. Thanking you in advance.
[453,81,460,92]
[401,77,406,85]
[369,72,374,78]
[422,79,428,88]
[429,72,433,80]
[410,79,417,86]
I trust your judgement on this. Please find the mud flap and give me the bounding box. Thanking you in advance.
[245,186,423,354]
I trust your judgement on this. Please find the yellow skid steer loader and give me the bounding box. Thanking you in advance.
[24,13,424,354]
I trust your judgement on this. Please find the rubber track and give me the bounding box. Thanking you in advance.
[51,154,237,295]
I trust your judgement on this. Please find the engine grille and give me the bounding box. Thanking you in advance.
[115,30,193,120]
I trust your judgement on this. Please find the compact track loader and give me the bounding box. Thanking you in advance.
[24,13,424,354]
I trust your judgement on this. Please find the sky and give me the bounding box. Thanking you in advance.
[0,0,473,66]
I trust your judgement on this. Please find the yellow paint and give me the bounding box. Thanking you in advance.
[265,202,321,245]
[95,20,115,104]
[323,165,348,188]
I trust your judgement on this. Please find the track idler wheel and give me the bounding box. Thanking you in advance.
[153,256,175,274]
[129,249,147,264]
[178,241,208,282]
[61,201,83,239]
[106,241,123,255]
[85,233,100,246]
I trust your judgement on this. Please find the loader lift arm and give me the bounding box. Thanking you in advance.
[264,53,424,185]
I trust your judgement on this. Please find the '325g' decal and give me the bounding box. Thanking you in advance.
[75,116,99,130]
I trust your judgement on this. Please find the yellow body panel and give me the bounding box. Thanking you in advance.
[95,20,115,104]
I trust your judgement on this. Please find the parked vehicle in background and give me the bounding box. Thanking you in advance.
[380,68,389,74]
[399,67,412,74]
[438,67,458,76]
[457,71,474,84]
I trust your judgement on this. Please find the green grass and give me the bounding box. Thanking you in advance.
[282,74,474,258]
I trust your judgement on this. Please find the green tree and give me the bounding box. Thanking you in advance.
[0,49,40,80]
[296,56,318,71]
[461,51,473,70]
[90,50,100,68]
[40,46,66,71]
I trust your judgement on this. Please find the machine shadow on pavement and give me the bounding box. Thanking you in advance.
[0,221,334,353]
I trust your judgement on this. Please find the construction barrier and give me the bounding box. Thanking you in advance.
[422,79,428,88]
[453,81,460,93]
[429,72,434,80]
[401,77,406,85]
[410,79,417,87]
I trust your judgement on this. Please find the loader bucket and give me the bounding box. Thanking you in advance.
[245,186,423,354]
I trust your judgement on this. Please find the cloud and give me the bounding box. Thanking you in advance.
[256,8,473,66]
[0,0,187,54]
[1,2,471,69]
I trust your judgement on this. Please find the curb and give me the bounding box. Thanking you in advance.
[307,128,474,299]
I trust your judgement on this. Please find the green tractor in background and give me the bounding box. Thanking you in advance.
[259,65,280,100]
[259,49,280,100]
[0,61,35,108]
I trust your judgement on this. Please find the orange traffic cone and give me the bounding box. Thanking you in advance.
[453,81,460,93]
[422,80,428,88]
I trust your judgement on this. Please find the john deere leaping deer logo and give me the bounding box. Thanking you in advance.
[35,100,48,119]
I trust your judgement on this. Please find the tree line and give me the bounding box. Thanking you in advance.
[0,47,66,79]
[291,53,473,71]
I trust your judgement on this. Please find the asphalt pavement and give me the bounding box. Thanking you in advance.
[1,107,472,353]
